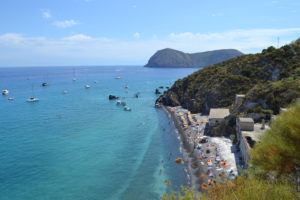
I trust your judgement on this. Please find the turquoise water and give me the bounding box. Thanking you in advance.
[0,66,198,200]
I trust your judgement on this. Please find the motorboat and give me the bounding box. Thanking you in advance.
[27,97,39,102]
[124,106,131,111]
[125,84,129,88]
[115,76,121,79]
[85,84,90,89]
[8,97,14,101]
[62,90,68,94]
[2,89,9,95]
[72,78,76,81]
[27,85,39,102]
[116,100,126,106]
[41,82,50,87]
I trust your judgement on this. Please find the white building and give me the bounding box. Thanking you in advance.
[208,108,230,126]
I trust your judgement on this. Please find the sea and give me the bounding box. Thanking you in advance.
[0,66,199,200]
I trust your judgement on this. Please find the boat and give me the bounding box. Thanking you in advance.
[85,84,90,89]
[94,80,98,84]
[8,97,14,101]
[124,106,131,111]
[41,74,50,87]
[27,97,39,102]
[2,89,9,95]
[41,82,50,87]
[125,84,129,88]
[134,92,140,98]
[116,100,126,106]
[62,90,68,94]
[115,76,121,79]
[27,85,39,102]
[72,68,76,81]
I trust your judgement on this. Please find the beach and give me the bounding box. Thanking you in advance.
[163,105,239,191]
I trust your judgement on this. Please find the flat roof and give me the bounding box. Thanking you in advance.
[236,94,245,97]
[209,108,230,119]
[239,118,254,123]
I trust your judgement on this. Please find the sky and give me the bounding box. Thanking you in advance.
[0,0,300,67]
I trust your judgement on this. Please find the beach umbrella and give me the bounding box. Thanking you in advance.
[165,180,171,186]
[200,174,207,178]
[174,157,182,164]
[201,183,209,190]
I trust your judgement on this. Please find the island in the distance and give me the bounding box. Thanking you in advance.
[144,48,243,68]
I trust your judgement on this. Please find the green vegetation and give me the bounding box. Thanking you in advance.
[162,103,300,200]
[250,102,300,174]
[157,38,300,114]
[144,48,243,68]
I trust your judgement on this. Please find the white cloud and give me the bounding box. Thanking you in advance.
[53,20,78,28]
[0,28,300,66]
[42,10,52,19]
[63,34,92,41]
[134,32,140,39]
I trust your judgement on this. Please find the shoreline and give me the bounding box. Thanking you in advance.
[161,105,239,192]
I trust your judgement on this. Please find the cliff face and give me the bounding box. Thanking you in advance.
[156,38,300,114]
[144,48,243,68]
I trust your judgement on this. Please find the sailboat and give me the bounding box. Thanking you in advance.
[41,74,50,87]
[72,68,76,81]
[27,85,39,102]
[84,70,90,89]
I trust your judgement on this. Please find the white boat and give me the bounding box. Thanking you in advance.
[27,97,39,102]
[2,89,9,95]
[62,90,68,94]
[125,85,129,88]
[124,106,131,111]
[85,84,90,89]
[8,97,14,101]
[116,100,126,106]
[115,76,121,79]
[72,68,76,81]
[27,85,39,103]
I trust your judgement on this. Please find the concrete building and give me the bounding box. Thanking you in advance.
[208,108,230,126]
[239,124,266,168]
[236,117,254,142]
[236,117,268,168]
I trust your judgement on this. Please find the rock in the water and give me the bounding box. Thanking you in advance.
[109,95,119,100]
[155,88,161,94]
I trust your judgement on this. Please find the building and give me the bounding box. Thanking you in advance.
[208,108,230,126]
[236,117,268,168]
[236,117,254,142]
[239,124,266,168]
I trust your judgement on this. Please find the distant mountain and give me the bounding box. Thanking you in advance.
[144,48,243,68]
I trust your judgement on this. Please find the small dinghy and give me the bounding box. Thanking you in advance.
[62,90,68,94]
[27,97,39,102]
[85,84,90,89]
[124,106,131,111]
[115,76,121,79]
[8,97,14,101]
[2,89,9,95]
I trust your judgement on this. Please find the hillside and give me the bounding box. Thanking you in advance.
[144,48,243,68]
[156,38,300,114]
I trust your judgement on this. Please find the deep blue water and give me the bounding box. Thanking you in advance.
[0,66,198,200]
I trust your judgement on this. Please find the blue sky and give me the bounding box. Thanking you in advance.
[0,0,300,66]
